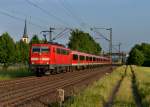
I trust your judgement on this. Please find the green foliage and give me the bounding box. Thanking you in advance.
[128,43,150,66]
[68,29,101,55]
[0,32,16,68]
[15,40,29,64]
[0,67,34,80]
[29,34,40,45]
[128,48,144,66]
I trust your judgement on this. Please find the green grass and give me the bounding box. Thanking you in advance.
[0,68,34,80]
[133,66,150,106]
[64,66,126,107]
[57,65,150,107]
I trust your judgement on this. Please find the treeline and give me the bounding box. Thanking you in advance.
[0,32,41,68]
[68,29,101,55]
[127,43,150,66]
[0,30,101,68]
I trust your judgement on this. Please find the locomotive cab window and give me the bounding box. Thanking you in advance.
[32,46,50,53]
[32,47,40,53]
[41,47,50,53]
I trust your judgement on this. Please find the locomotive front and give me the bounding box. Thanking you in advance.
[29,44,51,76]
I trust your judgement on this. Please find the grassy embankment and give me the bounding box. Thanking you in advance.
[133,66,150,106]
[64,66,150,107]
[64,66,126,107]
[0,66,34,80]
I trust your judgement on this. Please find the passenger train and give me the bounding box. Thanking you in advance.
[29,42,111,76]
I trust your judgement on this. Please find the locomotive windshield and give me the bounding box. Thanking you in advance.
[32,46,50,53]
[32,47,40,53]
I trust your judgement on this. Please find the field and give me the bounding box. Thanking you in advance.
[134,66,150,106]
[0,66,34,80]
[64,65,150,107]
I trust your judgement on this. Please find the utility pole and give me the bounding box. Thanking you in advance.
[118,42,121,59]
[91,27,113,59]
[49,27,55,42]
[91,27,113,66]
[41,27,55,43]
[106,28,112,59]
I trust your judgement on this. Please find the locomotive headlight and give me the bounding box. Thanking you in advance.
[42,58,50,61]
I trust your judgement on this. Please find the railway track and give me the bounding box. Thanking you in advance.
[0,66,112,107]
[0,69,92,93]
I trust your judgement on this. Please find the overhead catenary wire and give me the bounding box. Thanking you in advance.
[0,9,47,29]
[52,28,71,40]
[25,0,71,27]
[57,0,85,28]
[57,0,90,31]
[92,29,110,41]
[10,9,50,25]
[61,0,91,29]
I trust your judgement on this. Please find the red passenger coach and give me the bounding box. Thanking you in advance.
[29,43,112,76]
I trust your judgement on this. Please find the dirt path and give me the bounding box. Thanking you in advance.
[130,65,142,107]
[104,65,128,107]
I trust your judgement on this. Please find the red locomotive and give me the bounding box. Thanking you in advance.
[29,42,111,76]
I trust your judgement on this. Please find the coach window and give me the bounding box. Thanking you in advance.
[57,48,61,54]
[65,50,69,55]
[99,58,102,62]
[96,58,98,61]
[86,56,89,61]
[80,55,85,61]
[93,57,96,61]
[90,57,92,61]
[61,49,65,55]
[73,54,78,60]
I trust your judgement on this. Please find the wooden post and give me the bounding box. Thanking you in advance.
[57,89,64,107]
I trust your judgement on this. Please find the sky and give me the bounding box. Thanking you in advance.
[0,0,150,53]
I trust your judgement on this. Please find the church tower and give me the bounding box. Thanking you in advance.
[21,20,29,43]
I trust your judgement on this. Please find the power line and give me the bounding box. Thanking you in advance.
[26,0,71,27]
[58,0,84,27]
[0,10,24,22]
[53,28,71,40]
[91,28,110,41]
[10,10,49,25]
[0,9,46,29]
[63,0,92,28]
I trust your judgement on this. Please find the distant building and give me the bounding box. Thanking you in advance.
[21,20,29,43]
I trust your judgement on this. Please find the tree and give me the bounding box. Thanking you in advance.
[15,40,29,64]
[0,32,15,68]
[68,29,102,55]
[128,48,144,66]
[29,34,40,45]
[129,43,150,66]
